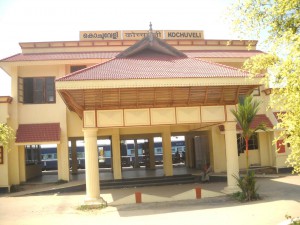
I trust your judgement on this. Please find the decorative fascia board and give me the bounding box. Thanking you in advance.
[56,77,262,90]
[0,59,103,67]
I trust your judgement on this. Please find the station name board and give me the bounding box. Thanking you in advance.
[80,30,204,41]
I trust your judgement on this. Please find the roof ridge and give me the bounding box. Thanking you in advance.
[116,34,186,58]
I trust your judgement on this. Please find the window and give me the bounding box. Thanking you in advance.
[70,65,86,73]
[18,77,55,104]
[237,133,258,155]
[25,145,41,165]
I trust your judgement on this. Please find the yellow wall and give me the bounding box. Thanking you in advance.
[0,147,9,189]
[0,103,10,123]
[238,150,260,169]
[210,126,227,173]
[67,111,83,137]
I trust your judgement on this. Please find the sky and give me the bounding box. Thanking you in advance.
[0,0,245,96]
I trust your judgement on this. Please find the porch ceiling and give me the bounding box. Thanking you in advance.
[58,84,258,119]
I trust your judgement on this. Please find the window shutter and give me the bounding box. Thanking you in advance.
[18,77,24,103]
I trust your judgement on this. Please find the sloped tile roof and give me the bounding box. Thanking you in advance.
[245,114,273,129]
[57,50,252,81]
[16,123,60,143]
[185,50,264,58]
[0,52,119,62]
[0,50,263,62]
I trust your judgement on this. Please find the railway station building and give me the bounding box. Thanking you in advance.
[0,27,290,201]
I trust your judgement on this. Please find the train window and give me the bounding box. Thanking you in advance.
[77,152,85,159]
[155,148,162,154]
[130,149,135,156]
[138,149,143,155]
[104,151,111,157]
[177,146,184,152]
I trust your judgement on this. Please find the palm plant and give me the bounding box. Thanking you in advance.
[231,95,266,171]
[231,95,266,201]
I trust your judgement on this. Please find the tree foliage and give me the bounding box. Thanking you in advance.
[230,0,300,173]
[0,123,15,151]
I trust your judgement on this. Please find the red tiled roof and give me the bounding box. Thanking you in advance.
[0,52,119,62]
[0,50,263,62]
[16,123,60,143]
[219,114,273,132]
[184,50,264,58]
[244,114,273,130]
[57,50,252,81]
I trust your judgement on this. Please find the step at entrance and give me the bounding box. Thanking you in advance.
[27,174,199,195]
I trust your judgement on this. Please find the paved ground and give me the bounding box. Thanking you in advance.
[0,175,299,225]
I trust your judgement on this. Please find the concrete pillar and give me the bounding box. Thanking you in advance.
[83,128,100,201]
[7,66,21,186]
[162,126,173,176]
[111,128,122,180]
[148,137,156,169]
[185,135,194,168]
[223,122,239,193]
[57,64,70,182]
[57,140,70,181]
[70,139,78,175]
[133,139,140,168]
[18,146,26,182]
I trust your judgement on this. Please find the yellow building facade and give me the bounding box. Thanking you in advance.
[0,28,290,200]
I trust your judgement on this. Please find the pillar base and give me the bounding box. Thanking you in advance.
[222,185,240,194]
[84,196,107,207]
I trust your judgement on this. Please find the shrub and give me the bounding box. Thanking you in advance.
[233,171,259,201]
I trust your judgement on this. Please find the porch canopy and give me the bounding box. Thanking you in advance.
[56,32,262,119]
[15,123,61,145]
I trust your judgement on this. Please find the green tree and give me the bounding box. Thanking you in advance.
[0,123,15,151]
[230,0,300,173]
[231,95,265,171]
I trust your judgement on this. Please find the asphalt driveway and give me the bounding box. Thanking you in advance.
[0,175,299,225]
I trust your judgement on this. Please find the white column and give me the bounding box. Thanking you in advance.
[223,122,240,193]
[162,126,173,176]
[83,128,100,201]
[57,139,70,181]
[111,128,122,180]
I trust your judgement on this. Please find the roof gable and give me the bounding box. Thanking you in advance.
[116,31,187,58]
